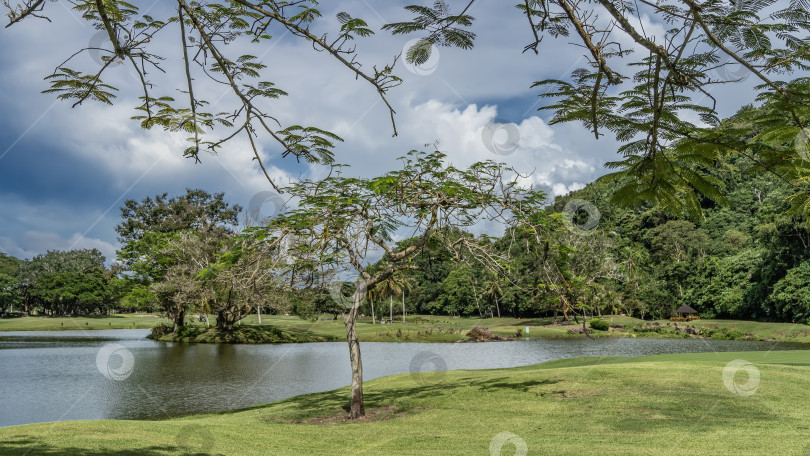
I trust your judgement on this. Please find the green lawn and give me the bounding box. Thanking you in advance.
[4,313,810,344]
[0,314,168,331]
[2,351,809,455]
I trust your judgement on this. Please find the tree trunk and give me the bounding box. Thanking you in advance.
[402,292,406,323]
[471,281,482,317]
[173,307,185,333]
[257,303,262,325]
[371,299,376,324]
[389,295,393,323]
[344,290,365,418]
[495,296,501,318]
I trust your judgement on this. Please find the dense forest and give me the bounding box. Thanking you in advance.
[1,105,809,325]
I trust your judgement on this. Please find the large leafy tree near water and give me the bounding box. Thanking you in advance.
[252,150,549,418]
[115,189,241,330]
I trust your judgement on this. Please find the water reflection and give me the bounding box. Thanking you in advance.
[0,329,804,427]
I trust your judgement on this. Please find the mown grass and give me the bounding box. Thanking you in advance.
[4,313,810,344]
[1,351,809,455]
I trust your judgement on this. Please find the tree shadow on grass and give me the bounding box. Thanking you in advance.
[226,377,470,423]
[469,378,560,392]
[507,318,553,327]
[237,375,563,423]
[0,437,223,456]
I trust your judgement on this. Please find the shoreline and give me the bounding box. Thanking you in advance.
[2,350,809,455]
[2,314,810,345]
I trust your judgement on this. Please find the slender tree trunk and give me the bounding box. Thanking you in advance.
[257,303,262,325]
[402,292,406,323]
[390,295,393,323]
[371,299,376,324]
[344,290,365,418]
[495,296,501,318]
[471,281,482,317]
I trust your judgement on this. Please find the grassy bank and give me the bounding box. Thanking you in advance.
[148,324,340,344]
[2,350,809,455]
[3,313,810,344]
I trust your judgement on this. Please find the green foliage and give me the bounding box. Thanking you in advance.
[15,249,111,316]
[589,318,609,331]
[769,260,810,321]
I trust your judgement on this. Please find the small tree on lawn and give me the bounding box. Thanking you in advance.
[257,149,548,418]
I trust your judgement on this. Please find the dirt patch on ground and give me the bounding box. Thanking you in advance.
[267,405,427,425]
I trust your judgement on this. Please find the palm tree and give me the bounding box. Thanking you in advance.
[399,276,415,323]
[364,284,378,324]
[379,273,415,323]
[484,277,503,318]
[378,276,401,324]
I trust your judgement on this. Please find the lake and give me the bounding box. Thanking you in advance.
[0,329,803,427]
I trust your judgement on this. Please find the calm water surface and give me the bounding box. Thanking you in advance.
[0,329,805,427]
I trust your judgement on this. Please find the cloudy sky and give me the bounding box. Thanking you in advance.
[0,0,763,262]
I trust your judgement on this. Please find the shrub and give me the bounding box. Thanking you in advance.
[589,318,610,331]
[148,323,172,339]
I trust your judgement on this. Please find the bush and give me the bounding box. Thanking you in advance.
[589,318,610,331]
[148,323,172,339]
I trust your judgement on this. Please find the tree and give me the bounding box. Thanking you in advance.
[258,150,547,418]
[15,249,110,316]
[769,260,810,322]
[7,1,808,205]
[0,253,22,313]
[645,220,709,264]
[0,273,19,313]
[3,0,400,190]
[199,231,285,330]
[437,266,481,316]
[116,189,241,244]
[484,275,503,318]
[377,272,412,323]
[115,189,242,330]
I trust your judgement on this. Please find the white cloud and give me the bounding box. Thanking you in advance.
[0,0,772,259]
[1,231,117,262]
